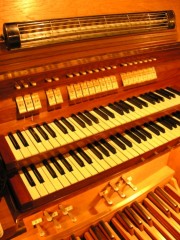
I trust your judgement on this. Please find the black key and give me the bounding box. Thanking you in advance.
[149,92,164,102]
[131,128,147,141]
[42,159,57,178]
[69,150,85,167]
[172,111,180,120]
[22,166,35,186]
[54,119,68,134]
[99,106,115,118]
[58,154,73,171]
[71,114,86,128]
[132,96,145,107]
[93,107,109,120]
[8,132,20,149]
[28,127,41,143]
[87,143,103,160]
[164,116,177,128]
[61,117,75,132]
[144,123,160,135]
[147,92,161,103]
[43,123,56,138]
[76,148,92,164]
[149,122,165,133]
[116,133,133,147]
[162,88,175,98]
[155,89,171,99]
[50,157,65,175]
[140,94,156,104]
[166,116,179,127]
[127,97,142,109]
[110,135,126,150]
[100,138,116,154]
[116,101,129,113]
[166,87,180,96]
[16,130,29,147]
[161,116,174,129]
[125,130,141,143]
[84,111,99,124]
[157,118,173,130]
[36,124,49,140]
[120,100,135,111]
[30,164,44,183]
[135,96,148,107]
[170,116,180,126]
[93,141,110,157]
[136,126,152,139]
[108,103,124,115]
[77,112,92,126]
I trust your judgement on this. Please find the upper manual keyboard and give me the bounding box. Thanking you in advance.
[5,87,180,161]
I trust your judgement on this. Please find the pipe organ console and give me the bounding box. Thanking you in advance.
[0,1,179,239]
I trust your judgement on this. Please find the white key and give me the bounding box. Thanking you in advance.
[50,122,73,145]
[5,135,24,161]
[33,127,54,151]
[13,133,32,158]
[75,151,98,176]
[25,130,46,153]
[90,111,111,130]
[55,157,78,184]
[27,168,48,197]
[20,131,39,156]
[59,120,80,141]
[37,163,56,193]
[41,161,63,191]
[68,118,88,138]
[19,170,40,200]
[49,159,70,187]
[65,155,85,181]
[67,154,91,179]
[41,124,60,148]
[107,140,129,163]
[85,148,105,173]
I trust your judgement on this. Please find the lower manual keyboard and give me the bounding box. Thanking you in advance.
[8,112,180,211]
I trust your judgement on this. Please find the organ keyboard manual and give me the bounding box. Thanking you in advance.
[0,0,179,239]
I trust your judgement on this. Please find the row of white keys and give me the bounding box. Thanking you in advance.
[19,170,40,200]
[49,122,73,145]
[5,135,24,161]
